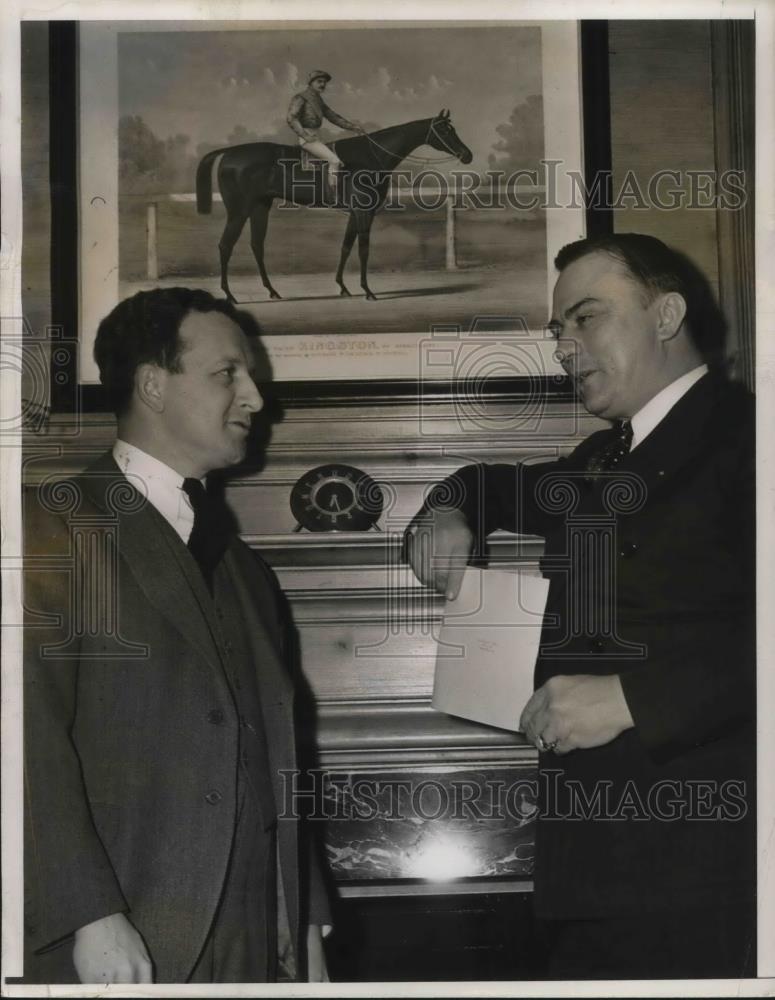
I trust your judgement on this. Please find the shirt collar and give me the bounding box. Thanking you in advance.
[112,440,200,542]
[630,364,709,450]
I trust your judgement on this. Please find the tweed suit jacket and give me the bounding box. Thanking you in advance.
[446,372,756,918]
[23,451,328,982]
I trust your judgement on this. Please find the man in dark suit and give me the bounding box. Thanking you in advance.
[23,288,330,984]
[405,234,755,978]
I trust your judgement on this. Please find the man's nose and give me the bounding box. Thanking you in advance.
[553,340,574,368]
[240,376,264,413]
[553,334,580,371]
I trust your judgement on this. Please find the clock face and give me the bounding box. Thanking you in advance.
[290,464,383,532]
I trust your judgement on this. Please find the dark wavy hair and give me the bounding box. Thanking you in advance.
[94,287,243,416]
[554,233,728,368]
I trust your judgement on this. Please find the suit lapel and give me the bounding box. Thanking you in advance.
[78,453,224,679]
[618,371,719,497]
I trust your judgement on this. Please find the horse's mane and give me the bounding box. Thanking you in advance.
[334,117,434,156]
[366,117,435,141]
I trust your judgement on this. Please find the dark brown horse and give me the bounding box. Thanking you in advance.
[196,110,472,302]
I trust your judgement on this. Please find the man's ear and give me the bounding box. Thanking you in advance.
[135,363,167,413]
[655,292,688,342]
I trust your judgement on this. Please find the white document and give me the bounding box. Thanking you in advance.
[432,567,550,732]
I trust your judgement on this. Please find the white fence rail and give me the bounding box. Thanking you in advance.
[137,186,542,281]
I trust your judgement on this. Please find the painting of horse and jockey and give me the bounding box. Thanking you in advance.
[108,22,582,375]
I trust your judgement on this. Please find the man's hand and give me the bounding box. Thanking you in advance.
[73,912,153,984]
[403,507,474,599]
[306,923,330,982]
[520,674,634,754]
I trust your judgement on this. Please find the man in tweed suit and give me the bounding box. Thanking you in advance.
[24,288,330,983]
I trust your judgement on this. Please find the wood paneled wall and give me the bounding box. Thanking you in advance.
[609,20,718,285]
[20,23,52,412]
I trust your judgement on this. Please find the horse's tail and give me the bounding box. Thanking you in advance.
[196,147,229,214]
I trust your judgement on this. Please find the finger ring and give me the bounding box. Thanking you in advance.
[538,735,558,752]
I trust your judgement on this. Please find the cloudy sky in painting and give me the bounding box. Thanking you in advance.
[118,24,543,172]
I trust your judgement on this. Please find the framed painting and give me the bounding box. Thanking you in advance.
[68,19,590,402]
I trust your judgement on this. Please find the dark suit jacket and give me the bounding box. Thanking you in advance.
[23,452,329,982]
[445,373,755,918]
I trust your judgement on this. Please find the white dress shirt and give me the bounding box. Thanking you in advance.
[629,364,709,451]
[113,440,198,544]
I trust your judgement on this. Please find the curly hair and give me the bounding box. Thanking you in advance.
[93,288,243,416]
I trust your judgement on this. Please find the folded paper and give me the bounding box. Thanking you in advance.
[432,567,549,732]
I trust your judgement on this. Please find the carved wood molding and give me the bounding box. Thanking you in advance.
[315,698,535,767]
[256,532,544,570]
[711,20,755,389]
[336,881,534,898]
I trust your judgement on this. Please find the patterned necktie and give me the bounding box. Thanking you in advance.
[585,420,634,477]
[181,478,233,592]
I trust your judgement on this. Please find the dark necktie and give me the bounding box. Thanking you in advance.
[181,478,233,592]
[585,420,634,477]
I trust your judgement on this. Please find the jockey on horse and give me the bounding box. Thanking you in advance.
[286,70,368,191]
[197,108,472,302]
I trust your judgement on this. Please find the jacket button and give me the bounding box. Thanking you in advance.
[224,640,234,655]
[205,790,222,805]
[207,708,224,725]
[619,541,639,558]
[588,638,605,653]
